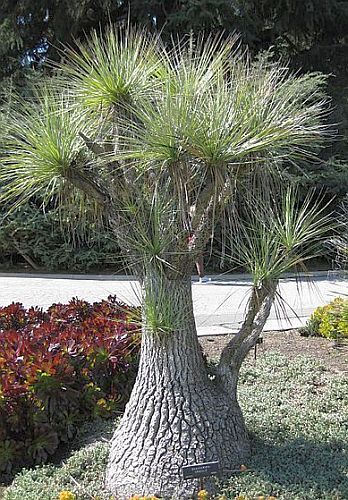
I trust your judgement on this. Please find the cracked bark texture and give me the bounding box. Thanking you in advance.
[105,276,250,499]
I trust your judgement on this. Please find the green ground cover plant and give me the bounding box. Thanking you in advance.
[302,297,348,339]
[0,297,140,478]
[4,353,347,500]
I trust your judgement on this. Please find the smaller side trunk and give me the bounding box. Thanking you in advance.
[217,279,278,393]
[106,275,249,499]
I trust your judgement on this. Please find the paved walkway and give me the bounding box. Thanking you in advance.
[0,272,346,335]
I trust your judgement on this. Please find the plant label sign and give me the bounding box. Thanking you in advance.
[182,461,220,480]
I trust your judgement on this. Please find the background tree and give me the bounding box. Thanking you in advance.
[0,28,332,498]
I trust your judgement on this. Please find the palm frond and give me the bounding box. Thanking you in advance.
[0,85,91,209]
[114,50,329,175]
[327,195,348,268]
[58,26,162,111]
[163,32,242,97]
[227,187,334,287]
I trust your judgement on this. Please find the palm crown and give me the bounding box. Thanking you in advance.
[0,27,330,279]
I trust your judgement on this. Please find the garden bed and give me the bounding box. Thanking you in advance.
[200,328,348,375]
[0,297,140,481]
[2,331,348,499]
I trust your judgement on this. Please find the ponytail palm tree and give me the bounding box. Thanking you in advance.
[0,28,332,498]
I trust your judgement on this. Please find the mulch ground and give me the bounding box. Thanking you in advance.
[199,329,348,375]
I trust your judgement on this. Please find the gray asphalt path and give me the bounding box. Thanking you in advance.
[0,272,346,335]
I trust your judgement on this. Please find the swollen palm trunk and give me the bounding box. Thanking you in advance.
[106,275,249,499]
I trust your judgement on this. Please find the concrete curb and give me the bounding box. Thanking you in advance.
[196,317,306,337]
[0,270,342,281]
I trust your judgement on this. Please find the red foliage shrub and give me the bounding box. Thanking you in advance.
[0,296,140,477]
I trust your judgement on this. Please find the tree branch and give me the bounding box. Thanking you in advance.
[11,236,41,271]
[233,286,277,364]
[79,131,136,192]
[190,176,233,254]
[66,162,111,205]
[79,132,107,156]
[217,279,278,381]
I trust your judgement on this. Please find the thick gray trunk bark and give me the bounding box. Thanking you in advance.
[105,275,249,499]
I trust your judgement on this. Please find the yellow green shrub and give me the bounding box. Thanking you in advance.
[305,297,348,339]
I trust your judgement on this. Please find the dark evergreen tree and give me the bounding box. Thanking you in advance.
[0,1,347,89]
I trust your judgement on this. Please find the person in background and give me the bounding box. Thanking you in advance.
[188,205,210,284]
[195,253,210,283]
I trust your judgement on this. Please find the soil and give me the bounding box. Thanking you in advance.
[199,329,348,375]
